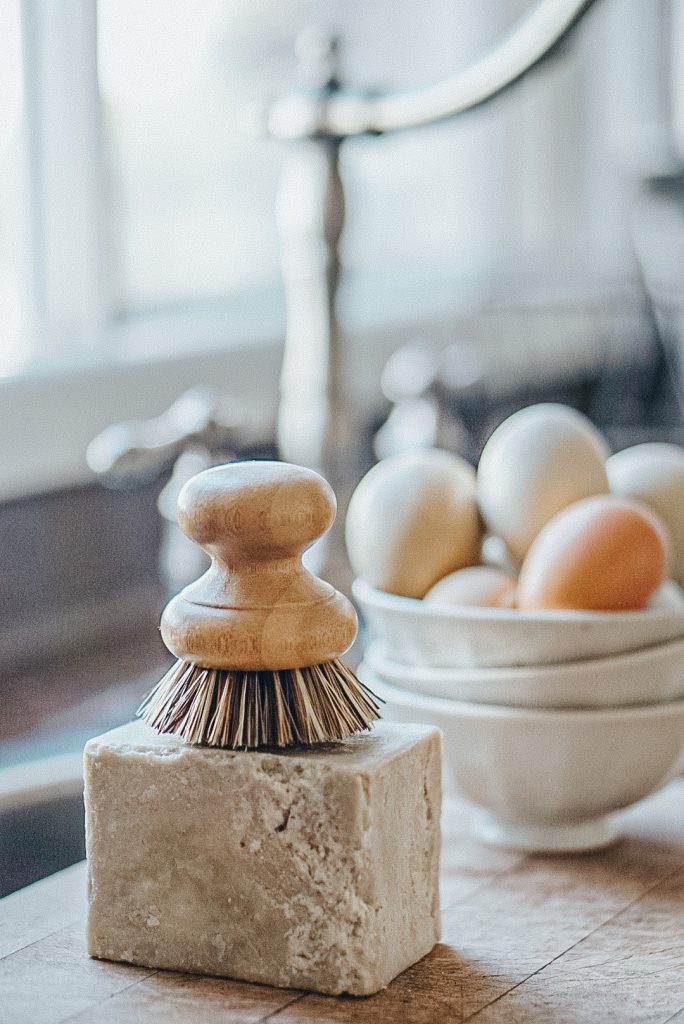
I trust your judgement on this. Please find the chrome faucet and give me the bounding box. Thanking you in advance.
[266,0,599,497]
[87,1,602,590]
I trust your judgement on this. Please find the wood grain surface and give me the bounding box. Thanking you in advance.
[161,461,357,671]
[2,780,684,1024]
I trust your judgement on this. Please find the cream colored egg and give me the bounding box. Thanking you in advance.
[424,566,516,608]
[606,443,684,582]
[345,449,482,598]
[477,404,609,562]
[649,580,684,610]
[481,534,519,576]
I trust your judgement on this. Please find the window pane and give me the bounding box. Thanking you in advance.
[97,1,533,316]
[0,0,27,377]
[98,0,635,320]
[98,0,285,313]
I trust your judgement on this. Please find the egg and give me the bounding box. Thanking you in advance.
[477,404,609,562]
[481,534,519,576]
[345,449,482,598]
[517,495,669,611]
[649,580,684,611]
[606,443,684,582]
[424,566,517,608]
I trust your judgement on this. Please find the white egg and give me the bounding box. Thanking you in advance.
[424,566,516,608]
[477,404,609,562]
[481,534,519,576]
[607,443,684,582]
[649,580,684,610]
[345,449,482,598]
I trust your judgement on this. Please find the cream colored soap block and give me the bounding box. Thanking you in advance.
[84,720,441,996]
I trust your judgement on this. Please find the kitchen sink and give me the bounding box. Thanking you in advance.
[0,754,85,897]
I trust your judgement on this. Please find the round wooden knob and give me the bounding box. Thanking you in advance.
[160,461,358,670]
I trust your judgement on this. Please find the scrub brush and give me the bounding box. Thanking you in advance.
[138,460,380,748]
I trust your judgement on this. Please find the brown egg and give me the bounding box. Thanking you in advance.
[517,496,669,612]
[424,566,517,608]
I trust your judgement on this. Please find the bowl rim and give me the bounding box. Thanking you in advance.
[352,577,684,625]
[364,633,684,683]
[368,671,684,721]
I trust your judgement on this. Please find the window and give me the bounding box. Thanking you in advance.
[1,0,674,499]
[98,0,284,313]
[0,0,26,378]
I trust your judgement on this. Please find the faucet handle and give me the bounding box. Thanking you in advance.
[86,387,247,485]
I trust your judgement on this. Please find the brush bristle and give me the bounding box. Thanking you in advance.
[137,659,382,749]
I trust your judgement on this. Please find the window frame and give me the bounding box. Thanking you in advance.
[2,0,668,503]
[22,0,109,356]
[2,0,287,500]
[5,0,479,505]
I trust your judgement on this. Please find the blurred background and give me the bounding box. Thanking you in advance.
[1,0,684,893]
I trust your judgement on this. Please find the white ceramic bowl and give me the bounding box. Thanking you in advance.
[353,578,684,669]
[362,635,684,709]
[365,671,684,851]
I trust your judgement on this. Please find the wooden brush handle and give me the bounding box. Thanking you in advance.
[160,461,357,670]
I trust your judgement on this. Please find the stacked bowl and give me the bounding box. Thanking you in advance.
[355,578,684,851]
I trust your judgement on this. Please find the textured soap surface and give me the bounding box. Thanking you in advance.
[84,720,441,996]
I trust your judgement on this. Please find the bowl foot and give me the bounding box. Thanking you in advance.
[473,813,619,853]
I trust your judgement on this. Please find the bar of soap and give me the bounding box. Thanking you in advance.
[84,720,441,996]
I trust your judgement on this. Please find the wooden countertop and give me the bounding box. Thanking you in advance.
[2,780,684,1023]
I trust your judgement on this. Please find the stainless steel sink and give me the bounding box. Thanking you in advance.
[0,754,84,897]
